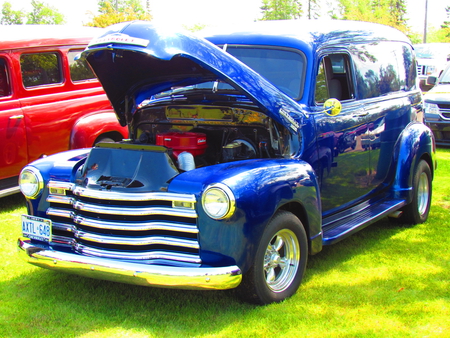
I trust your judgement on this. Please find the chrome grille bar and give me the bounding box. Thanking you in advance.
[73,201,197,218]
[75,231,199,249]
[75,244,201,263]
[73,216,198,233]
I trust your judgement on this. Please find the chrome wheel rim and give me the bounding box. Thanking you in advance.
[417,172,430,216]
[263,229,300,292]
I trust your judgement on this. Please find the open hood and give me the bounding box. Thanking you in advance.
[81,21,304,133]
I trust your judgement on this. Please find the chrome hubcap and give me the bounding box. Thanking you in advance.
[417,172,429,216]
[263,229,300,292]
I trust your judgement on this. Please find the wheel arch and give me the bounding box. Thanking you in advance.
[391,122,436,202]
[279,201,322,255]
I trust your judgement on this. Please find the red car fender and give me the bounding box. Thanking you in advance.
[70,110,128,149]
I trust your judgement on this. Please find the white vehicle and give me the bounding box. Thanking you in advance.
[415,43,450,91]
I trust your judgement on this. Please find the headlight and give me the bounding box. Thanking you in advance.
[424,102,439,115]
[426,65,436,75]
[19,167,44,199]
[202,183,235,219]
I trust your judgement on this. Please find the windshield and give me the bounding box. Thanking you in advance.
[148,46,306,101]
[439,65,450,84]
[415,44,450,59]
[225,46,305,99]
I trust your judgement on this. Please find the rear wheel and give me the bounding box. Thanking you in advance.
[237,210,308,304]
[398,160,432,224]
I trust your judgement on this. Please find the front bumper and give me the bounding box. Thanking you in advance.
[18,238,242,290]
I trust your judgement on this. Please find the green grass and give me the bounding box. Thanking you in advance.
[1,149,449,338]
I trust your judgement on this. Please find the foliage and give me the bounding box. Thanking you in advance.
[260,0,303,20]
[0,0,64,25]
[438,6,450,42]
[338,0,409,34]
[26,0,65,25]
[0,2,25,25]
[86,0,151,28]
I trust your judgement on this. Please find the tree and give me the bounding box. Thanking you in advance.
[86,0,151,28]
[27,0,65,25]
[1,2,25,25]
[440,6,450,41]
[338,0,409,34]
[260,0,303,20]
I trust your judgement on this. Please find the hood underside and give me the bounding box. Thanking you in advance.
[81,21,304,133]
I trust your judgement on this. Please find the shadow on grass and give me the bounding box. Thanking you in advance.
[3,212,448,338]
[0,193,26,211]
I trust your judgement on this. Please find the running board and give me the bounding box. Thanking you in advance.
[322,199,405,245]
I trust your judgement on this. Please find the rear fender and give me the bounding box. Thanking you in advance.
[391,122,436,202]
[70,111,128,149]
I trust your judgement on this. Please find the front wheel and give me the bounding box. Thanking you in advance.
[236,211,308,304]
[398,159,432,224]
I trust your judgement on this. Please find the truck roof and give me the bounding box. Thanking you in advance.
[0,25,103,50]
[201,19,411,50]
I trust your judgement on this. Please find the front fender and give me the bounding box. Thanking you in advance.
[70,111,128,149]
[22,149,91,216]
[391,122,436,201]
[168,158,321,273]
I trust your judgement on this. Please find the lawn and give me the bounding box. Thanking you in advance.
[0,149,449,338]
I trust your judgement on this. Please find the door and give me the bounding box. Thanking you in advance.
[0,56,27,187]
[312,53,371,212]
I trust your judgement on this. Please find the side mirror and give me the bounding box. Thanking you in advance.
[323,98,342,116]
[426,76,437,86]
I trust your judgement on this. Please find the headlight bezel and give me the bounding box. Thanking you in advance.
[424,102,440,115]
[19,166,44,199]
[201,183,236,220]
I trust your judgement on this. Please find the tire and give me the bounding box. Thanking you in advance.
[94,135,117,146]
[397,160,432,224]
[236,210,308,305]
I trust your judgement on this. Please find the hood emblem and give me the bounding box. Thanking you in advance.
[89,33,150,48]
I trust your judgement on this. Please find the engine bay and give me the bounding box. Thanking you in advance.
[129,104,291,172]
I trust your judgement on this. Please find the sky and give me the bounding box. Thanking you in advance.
[2,0,449,34]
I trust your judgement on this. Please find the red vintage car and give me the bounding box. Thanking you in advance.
[0,25,128,198]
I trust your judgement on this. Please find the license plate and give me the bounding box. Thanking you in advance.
[22,215,52,242]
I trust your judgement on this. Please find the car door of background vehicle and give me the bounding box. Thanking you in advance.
[18,47,110,164]
[0,55,27,189]
[311,52,371,213]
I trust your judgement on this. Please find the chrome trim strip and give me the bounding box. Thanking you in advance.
[74,216,199,233]
[75,231,200,249]
[52,222,76,233]
[47,195,75,205]
[75,244,202,263]
[18,239,242,290]
[51,235,75,246]
[47,208,73,219]
[48,181,75,191]
[73,202,197,218]
[72,186,196,203]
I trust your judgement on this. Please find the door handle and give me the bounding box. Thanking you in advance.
[9,115,24,120]
[353,111,369,117]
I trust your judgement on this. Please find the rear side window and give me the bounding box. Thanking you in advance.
[0,58,11,97]
[21,52,62,87]
[352,42,413,99]
[68,49,96,81]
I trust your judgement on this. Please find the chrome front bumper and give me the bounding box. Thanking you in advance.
[18,238,242,290]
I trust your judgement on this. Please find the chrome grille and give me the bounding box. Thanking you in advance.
[46,181,201,265]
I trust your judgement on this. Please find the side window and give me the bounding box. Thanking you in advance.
[315,54,354,104]
[68,49,96,82]
[0,58,11,97]
[20,52,62,87]
[352,42,404,99]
